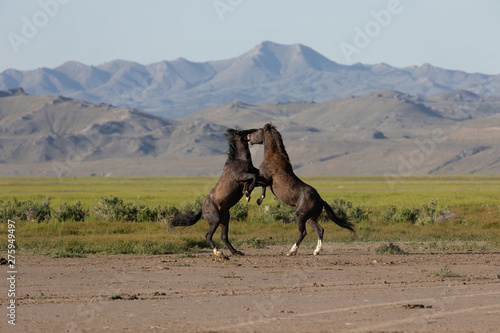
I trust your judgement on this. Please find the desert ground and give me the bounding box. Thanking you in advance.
[4,244,500,332]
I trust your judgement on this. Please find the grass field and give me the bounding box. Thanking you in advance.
[1,175,499,256]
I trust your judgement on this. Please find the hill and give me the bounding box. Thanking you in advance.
[0,88,228,176]
[1,88,500,176]
[1,41,499,119]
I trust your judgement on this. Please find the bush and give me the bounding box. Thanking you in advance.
[54,201,87,222]
[93,196,181,222]
[177,195,205,216]
[376,243,407,255]
[93,196,143,222]
[93,196,129,221]
[381,206,419,224]
[381,199,457,225]
[230,201,248,221]
[416,198,451,225]
[0,198,51,222]
[152,204,179,222]
[326,198,371,223]
[257,199,296,223]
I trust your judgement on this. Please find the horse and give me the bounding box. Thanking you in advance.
[247,123,356,256]
[168,128,260,256]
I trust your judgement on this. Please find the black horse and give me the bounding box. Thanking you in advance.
[168,128,259,256]
[247,123,356,256]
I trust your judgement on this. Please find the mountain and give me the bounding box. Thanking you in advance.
[1,88,500,176]
[0,88,229,176]
[1,41,499,119]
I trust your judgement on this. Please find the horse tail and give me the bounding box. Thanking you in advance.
[168,207,202,230]
[322,200,357,238]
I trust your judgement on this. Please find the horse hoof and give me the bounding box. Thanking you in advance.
[213,248,223,257]
[256,198,263,206]
[245,195,251,202]
[286,251,297,257]
[233,251,245,256]
[313,251,320,256]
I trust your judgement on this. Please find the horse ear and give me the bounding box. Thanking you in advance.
[225,128,236,137]
[263,123,271,131]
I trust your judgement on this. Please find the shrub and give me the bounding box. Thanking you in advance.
[326,198,372,223]
[93,196,127,221]
[152,204,179,222]
[381,199,458,225]
[54,201,87,222]
[93,196,183,222]
[257,199,296,223]
[381,206,419,224]
[230,201,248,221]
[415,198,451,225]
[177,195,205,216]
[93,196,141,221]
[376,243,407,255]
[0,198,51,222]
[135,204,154,222]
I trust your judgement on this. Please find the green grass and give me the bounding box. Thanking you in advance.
[0,176,218,209]
[0,175,499,256]
[428,265,461,278]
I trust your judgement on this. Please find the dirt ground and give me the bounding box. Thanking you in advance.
[3,244,500,332]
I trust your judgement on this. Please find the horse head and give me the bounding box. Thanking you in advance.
[246,128,264,145]
[251,123,290,162]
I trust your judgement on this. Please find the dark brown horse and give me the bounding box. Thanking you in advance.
[247,123,356,256]
[168,128,259,256]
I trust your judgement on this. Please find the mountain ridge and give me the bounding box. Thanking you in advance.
[2,41,498,119]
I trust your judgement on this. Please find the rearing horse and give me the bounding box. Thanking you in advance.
[247,123,356,256]
[168,128,259,256]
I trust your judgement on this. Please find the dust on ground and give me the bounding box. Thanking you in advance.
[3,244,500,332]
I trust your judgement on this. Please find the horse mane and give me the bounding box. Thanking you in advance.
[225,128,239,162]
[263,123,290,162]
[225,128,250,163]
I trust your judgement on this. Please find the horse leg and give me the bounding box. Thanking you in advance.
[220,211,244,256]
[242,182,250,202]
[307,219,324,255]
[256,175,269,205]
[287,213,307,256]
[237,173,256,202]
[256,186,266,206]
[203,200,223,256]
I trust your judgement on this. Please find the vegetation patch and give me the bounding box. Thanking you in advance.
[327,198,372,223]
[381,199,461,225]
[376,243,407,255]
[428,265,461,278]
[235,237,268,248]
[0,198,51,222]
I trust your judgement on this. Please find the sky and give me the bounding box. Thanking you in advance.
[1,0,500,75]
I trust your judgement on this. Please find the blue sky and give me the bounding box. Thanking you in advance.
[1,0,499,74]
